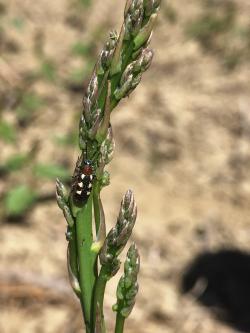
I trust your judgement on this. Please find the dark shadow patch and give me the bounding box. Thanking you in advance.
[148,309,171,324]
[181,249,250,332]
[5,214,27,225]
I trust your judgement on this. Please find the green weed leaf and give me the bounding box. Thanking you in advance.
[15,92,43,124]
[40,60,57,81]
[5,185,37,216]
[0,121,16,143]
[11,17,25,30]
[71,42,93,58]
[34,163,70,180]
[5,154,29,171]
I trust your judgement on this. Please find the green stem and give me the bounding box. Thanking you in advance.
[67,225,82,300]
[114,313,125,333]
[68,225,78,278]
[92,181,101,286]
[76,194,95,333]
[92,266,109,333]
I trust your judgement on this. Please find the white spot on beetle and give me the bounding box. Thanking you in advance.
[90,175,93,180]
[81,174,85,180]
[78,182,83,188]
[76,190,82,195]
[88,183,92,189]
[87,191,91,195]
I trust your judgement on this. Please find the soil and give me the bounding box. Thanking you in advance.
[1,0,250,332]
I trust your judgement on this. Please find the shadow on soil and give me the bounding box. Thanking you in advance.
[181,249,250,332]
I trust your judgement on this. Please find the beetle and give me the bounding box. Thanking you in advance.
[71,158,94,207]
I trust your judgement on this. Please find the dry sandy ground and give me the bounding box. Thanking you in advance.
[1,0,250,332]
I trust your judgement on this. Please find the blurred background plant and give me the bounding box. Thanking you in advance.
[185,0,250,70]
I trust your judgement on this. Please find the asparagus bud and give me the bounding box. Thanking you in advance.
[87,72,98,106]
[124,0,144,39]
[100,125,115,165]
[113,243,140,317]
[114,48,153,100]
[99,190,137,278]
[79,113,89,148]
[110,25,126,76]
[124,0,133,17]
[56,179,75,227]
[100,31,118,70]
[136,48,154,71]
[81,70,99,127]
[63,205,75,227]
[96,125,115,180]
[100,170,110,188]
[133,13,158,50]
[56,178,68,208]
[144,0,161,16]
[88,108,102,139]
[96,81,112,142]
[114,74,134,100]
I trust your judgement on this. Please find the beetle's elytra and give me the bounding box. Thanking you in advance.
[72,159,94,207]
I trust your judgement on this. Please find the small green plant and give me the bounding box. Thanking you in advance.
[185,0,250,70]
[0,150,70,219]
[11,17,25,31]
[71,41,95,58]
[5,185,37,217]
[39,59,57,82]
[2,153,30,172]
[15,92,44,125]
[33,163,70,181]
[54,131,78,147]
[56,1,161,332]
[0,120,16,143]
